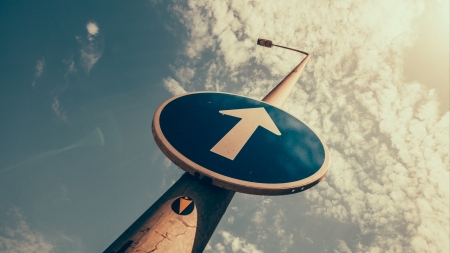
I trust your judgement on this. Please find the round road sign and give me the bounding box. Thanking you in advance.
[152,92,329,195]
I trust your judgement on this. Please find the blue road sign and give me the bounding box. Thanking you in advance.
[152,92,329,195]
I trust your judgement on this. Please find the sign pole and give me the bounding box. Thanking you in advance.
[103,173,234,253]
[103,39,317,253]
[262,54,309,107]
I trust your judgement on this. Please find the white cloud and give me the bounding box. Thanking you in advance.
[63,57,77,86]
[171,66,196,84]
[167,0,449,252]
[35,58,45,77]
[215,242,225,252]
[44,58,75,122]
[334,239,352,253]
[271,210,293,252]
[80,47,101,73]
[77,22,102,73]
[32,58,45,87]
[247,198,292,251]
[52,97,67,122]
[219,230,264,253]
[163,157,172,168]
[251,197,271,226]
[86,22,99,37]
[0,207,53,253]
[163,77,186,95]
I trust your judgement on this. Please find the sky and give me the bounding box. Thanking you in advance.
[0,0,448,252]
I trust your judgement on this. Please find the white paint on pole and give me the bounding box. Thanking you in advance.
[210,107,281,160]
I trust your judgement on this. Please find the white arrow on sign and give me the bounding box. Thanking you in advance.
[210,107,281,160]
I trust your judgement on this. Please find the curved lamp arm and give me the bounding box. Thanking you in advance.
[256,38,310,108]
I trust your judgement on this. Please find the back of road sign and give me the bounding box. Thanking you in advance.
[152,92,329,195]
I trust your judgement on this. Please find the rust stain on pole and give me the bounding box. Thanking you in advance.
[262,54,310,108]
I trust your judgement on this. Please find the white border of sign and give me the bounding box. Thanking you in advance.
[152,92,330,195]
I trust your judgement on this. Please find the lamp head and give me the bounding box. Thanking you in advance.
[257,38,273,48]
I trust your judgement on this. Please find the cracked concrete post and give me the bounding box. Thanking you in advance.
[103,173,235,253]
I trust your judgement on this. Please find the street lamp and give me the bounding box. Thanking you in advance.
[257,38,311,108]
[257,38,309,56]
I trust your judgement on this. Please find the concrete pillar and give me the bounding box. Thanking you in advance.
[103,173,235,253]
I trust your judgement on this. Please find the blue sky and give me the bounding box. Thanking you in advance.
[0,0,448,252]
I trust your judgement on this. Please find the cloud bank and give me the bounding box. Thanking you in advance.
[164,0,449,252]
[0,207,53,253]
